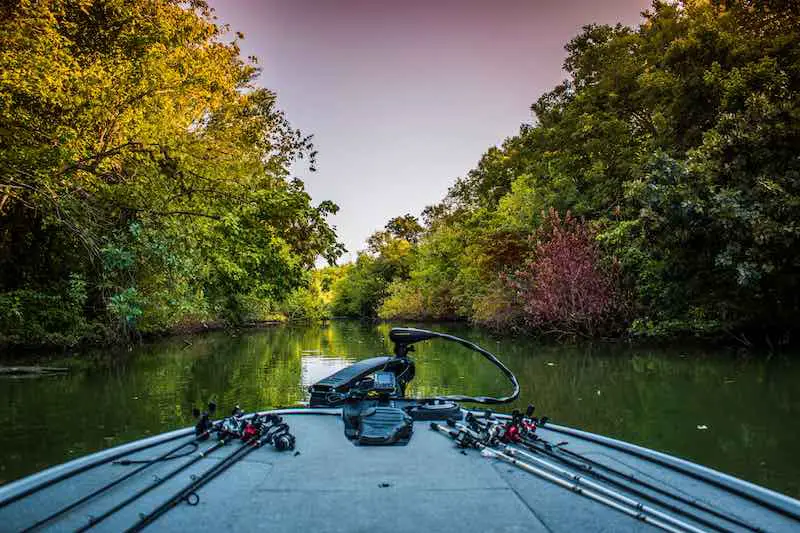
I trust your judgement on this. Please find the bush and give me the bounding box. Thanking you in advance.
[0,282,91,346]
[471,279,525,331]
[508,210,624,336]
[378,281,427,320]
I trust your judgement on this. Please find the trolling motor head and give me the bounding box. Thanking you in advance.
[390,327,439,357]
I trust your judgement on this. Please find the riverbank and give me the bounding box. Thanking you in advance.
[2,313,791,358]
[0,318,287,356]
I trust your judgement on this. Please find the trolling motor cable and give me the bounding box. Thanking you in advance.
[390,328,520,405]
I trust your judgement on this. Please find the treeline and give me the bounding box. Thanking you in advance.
[325,1,800,343]
[0,1,342,347]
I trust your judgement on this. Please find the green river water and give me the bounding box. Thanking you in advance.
[1,321,798,498]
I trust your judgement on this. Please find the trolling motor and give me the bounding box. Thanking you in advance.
[307,327,521,446]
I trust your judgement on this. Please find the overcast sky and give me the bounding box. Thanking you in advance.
[208,0,651,260]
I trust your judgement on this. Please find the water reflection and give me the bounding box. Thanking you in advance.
[301,356,354,391]
[0,321,798,499]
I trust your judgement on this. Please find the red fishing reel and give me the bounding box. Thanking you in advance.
[241,422,259,441]
[494,405,542,443]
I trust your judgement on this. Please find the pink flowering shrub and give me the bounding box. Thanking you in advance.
[507,209,622,336]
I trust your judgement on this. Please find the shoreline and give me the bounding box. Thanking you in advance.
[0,315,790,356]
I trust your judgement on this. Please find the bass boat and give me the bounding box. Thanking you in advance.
[1,328,798,532]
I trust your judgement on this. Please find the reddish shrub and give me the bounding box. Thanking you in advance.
[506,209,621,336]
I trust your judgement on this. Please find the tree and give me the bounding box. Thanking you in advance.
[373,1,800,341]
[0,0,342,344]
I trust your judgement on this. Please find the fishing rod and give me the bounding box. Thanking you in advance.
[546,422,800,524]
[19,403,221,533]
[125,420,295,532]
[517,434,759,533]
[22,438,202,532]
[0,402,229,511]
[0,430,193,510]
[0,407,335,518]
[430,422,699,533]
[502,444,710,533]
[73,411,270,532]
[73,438,233,532]
[466,411,760,533]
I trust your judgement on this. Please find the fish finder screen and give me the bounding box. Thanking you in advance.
[372,371,396,392]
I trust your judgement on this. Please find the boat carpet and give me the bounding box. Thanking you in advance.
[1,414,797,532]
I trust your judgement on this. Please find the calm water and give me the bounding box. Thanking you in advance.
[1,321,798,498]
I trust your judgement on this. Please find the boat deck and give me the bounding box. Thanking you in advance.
[1,411,799,532]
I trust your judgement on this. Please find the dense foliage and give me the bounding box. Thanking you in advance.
[329,215,422,318]
[506,209,624,337]
[0,0,342,346]
[334,1,800,343]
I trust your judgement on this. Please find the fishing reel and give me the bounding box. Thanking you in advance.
[217,405,247,439]
[271,426,296,451]
[256,415,295,451]
[192,401,218,440]
[443,419,482,448]
[241,412,274,441]
[192,404,296,451]
[464,405,549,447]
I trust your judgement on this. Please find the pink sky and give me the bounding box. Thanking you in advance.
[208,0,651,260]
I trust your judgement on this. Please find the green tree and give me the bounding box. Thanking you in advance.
[0,0,342,345]
[377,1,800,341]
